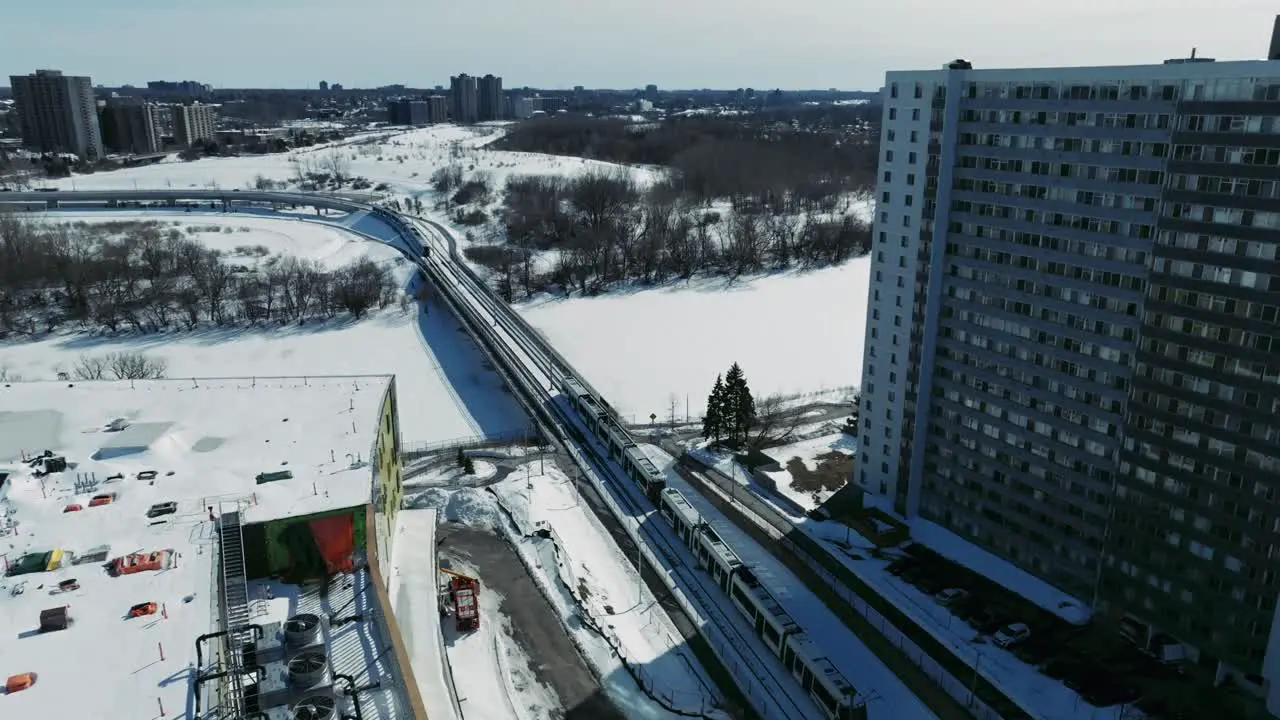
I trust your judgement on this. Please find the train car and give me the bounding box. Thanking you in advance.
[561,377,607,438]
[622,445,666,499]
[728,567,799,657]
[783,633,867,720]
[695,525,742,593]
[658,487,701,545]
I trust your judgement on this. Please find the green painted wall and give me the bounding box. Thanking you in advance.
[244,507,366,580]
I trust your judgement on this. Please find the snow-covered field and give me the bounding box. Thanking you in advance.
[517,259,870,421]
[0,210,527,444]
[20,123,871,426]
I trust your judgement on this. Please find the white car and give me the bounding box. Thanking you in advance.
[992,622,1032,648]
[935,588,969,607]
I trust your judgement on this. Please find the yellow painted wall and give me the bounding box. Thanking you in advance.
[371,376,404,578]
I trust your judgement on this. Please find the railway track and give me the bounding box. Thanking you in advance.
[409,216,824,720]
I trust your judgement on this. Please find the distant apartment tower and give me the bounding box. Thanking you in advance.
[146,80,211,96]
[171,103,216,147]
[863,51,1280,709]
[511,96,564,119]
[425,96,449,124]
[99,97,161,154]
[8,69,102,160]
[645,84,659,101]
[450,74,478,124]
[319,80,329,91]
[478,74,503,121]
[386,99,429,126]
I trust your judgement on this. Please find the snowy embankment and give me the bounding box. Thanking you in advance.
[409,465,727,720]
[489,463,725,717]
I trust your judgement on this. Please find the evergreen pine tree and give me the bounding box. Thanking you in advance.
[723,363,755,447]
[702,374,725,445]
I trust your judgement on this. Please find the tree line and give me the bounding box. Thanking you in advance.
[491,115,879,211]
[457,169,871,301]
[0,215,400,338]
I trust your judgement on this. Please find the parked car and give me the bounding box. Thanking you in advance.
[146,501,178,519]
[993,622,1032,648]
[935,588,969,607]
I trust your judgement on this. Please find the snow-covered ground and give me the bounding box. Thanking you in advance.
[438,555,565,720]
[517,258,870,422]
[0,210,527,444]
[490,462,724,716]
[0,376,395,720]
[640,445,937,720]
[26,125,873,428]
[408,470,727,720]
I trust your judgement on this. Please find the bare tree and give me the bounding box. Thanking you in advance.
[749,394,802,450]
[72,354,109,380]
[322,151,351,183]
[107,351,168,380]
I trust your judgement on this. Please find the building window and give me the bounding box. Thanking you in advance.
[883,171,892,182]
[914,83,923,99]
[907,173,916,186]
[886,150,895,162]
[905,196,914,207]
[889,108,898,120]
[912,108,920,121]
[890,83,899,99]
[888,129,896,141]
[910,130,919,142]
[882,191,891,203]
[903,215,911,227]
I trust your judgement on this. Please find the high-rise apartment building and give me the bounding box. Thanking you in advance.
[99,97,161,155]
[478,74,504,121]
[863,52,1280,709]
[386,99,429,126]
[8,69,102,160]
[171,103,216,147]
[450,74,478,124]
[425,96,449,124]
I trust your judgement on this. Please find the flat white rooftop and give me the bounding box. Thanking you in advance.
[0,376,391,720]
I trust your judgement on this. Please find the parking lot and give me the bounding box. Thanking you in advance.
[885,543,1263,720]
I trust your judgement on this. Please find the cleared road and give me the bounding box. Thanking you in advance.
[438,524,626,720]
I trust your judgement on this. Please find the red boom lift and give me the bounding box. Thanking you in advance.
[439,568,480,632]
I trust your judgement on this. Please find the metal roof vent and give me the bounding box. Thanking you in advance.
[286,650,328,688]
[290,693,337,720]
[283,613,321,647]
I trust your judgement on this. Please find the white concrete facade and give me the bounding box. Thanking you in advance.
[856,74,938,512]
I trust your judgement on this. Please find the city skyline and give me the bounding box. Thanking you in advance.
[3,0,1278,90]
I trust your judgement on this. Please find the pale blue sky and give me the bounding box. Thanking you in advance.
[4,0,1278,90]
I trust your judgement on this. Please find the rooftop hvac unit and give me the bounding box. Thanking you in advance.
[286,651,328,689]
[284,613,321,647]
[291,693,337,720]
